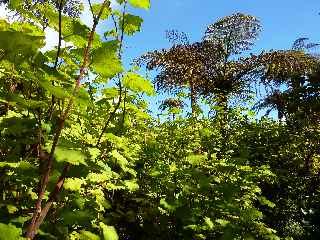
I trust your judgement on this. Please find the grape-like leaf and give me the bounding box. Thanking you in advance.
[128,0,150,9]
[123,72,155,96]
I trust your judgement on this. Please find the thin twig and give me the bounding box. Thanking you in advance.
[96,1,128,144]
[47,0,64,121]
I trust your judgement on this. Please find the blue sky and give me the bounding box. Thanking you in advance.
[125,0,320,62]
[119,0,320,116]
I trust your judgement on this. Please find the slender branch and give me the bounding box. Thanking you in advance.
[96,1,128,144]
[31,163,71,235]
[96,86,122,146]
[118,1,127,59]
[25,1,110,239]
[47,0,64,120]
[121,88,127,128]
[88,0,96,22]
[111,14,118,35]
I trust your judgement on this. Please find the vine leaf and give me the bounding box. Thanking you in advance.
[64,178,85,191]
[91,40,123,78]
[78,231,100,240]
[100,222,119,240]
[39,80,70,99]
[128,0,151,9]
[0,20,45,60]
[121,14,143,35]
[102,87,120,99]
[123,72,155,96]
[53,146,87,165]
[91,3,111,20]
[0,223,24,240]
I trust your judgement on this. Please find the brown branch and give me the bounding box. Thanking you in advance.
[25,1,110,239]
[30,163,71,236]
[96,1,128,144]
[88,0,96,22]
[47,0,64,121]
[118,1,127,59]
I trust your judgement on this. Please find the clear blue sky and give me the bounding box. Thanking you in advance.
[125,0,319,62]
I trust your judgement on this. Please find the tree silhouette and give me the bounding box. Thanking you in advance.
[139,13,262,116]
[256,42,319,121]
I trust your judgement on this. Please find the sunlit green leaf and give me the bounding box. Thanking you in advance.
[123,72,155,96]
[128,0,150,9]
[121,14,143,35]
[91,41,123,78]
[78,230,100,240]
[64,178,85,191]
[0,223,23,240]
[54,146,87,165]
[100,222,119,240]
[92,3,111,20]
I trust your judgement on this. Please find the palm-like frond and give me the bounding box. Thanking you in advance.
[159,98,185,111]
[292,38,320,51]
[204,13,261,55]
[257,50,318,84]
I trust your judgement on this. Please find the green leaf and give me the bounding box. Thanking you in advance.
[123,180,139,191]
[64,178,85,191]
[258,196,276,208]
[43,5,92,48]
[160,198,178,212]
[78,230,100,240]
[186,154,206,165]
[215,219,230,227]
[241,208,263,221]
[62,19,93,47]
[0,160,35,170]
[0,20,45,60]
[37,229,59,240]
[61,210,94,225]
[54,146,87,165]
[99,222,119,240]
[91,41,123,78]
[2,93,47,110]
[204,217,214,230]
[75,87,92,107]
[110,150,128,167]
[0,223,23,240]
[88,148,101,160]
[87,172,111,183]
[7,205,18,214]
[123,72,155,96]
[39,80,70,99]
[11,216,32,225]
[90,188,112,211]
[8,0,24,10]
[92,3,111,20]
[102,87,119,99]
[128,0,150,9]
[0,162,19,168]
[122,14,143,35]
[169,162,177,172]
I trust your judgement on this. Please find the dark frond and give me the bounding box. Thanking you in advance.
[159,98,185,111]
[257,50,318,84]
[292,38,320,51]
[165,29,189,45]
[203,13,262,55]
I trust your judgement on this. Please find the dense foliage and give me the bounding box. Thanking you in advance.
[0,1,319,239]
